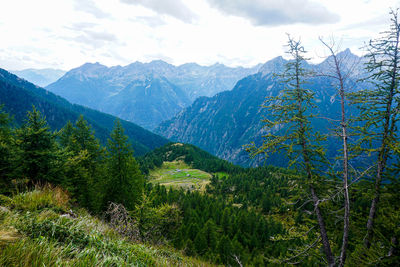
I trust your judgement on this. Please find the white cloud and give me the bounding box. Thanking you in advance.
[120,0,197,23]
[74,0,111,19]
[206,0,340,25]
[0,0,398,71]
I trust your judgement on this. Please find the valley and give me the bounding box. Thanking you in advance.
[45,61,260,130]
[1,2,400,266]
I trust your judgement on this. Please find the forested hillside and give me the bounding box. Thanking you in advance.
[0,68,168,155]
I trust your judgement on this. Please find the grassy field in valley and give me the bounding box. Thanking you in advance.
[148,161,212,191]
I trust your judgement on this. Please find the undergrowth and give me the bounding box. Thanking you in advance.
[0,185,214,267]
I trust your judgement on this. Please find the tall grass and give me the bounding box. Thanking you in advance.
[0,185,216,266]
[11,185,69,212]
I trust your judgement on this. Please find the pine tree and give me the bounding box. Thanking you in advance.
[0,105,14,193]
[105,119,143,210]
[204,219,218,250]
[221,207,231,234]
[185,239,196,256]
[16,106,59,185]
[194,229,208,255]
[59,116,105,212]
[58,120,74,148]
[217,235,232,264]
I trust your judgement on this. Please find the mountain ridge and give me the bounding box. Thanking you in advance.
[0,68,168,155]
[10,68,65,87]
[155,49,365,166]
[45,59,261,129]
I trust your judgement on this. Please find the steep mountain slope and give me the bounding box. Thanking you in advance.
[156,73,275,165]
[102,76,190,129]
[0,68,168,155]
[45,60,260,129]
[10,68,65,87]
[156,51,365,166]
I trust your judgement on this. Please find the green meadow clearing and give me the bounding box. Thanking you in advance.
[148,161,212,190]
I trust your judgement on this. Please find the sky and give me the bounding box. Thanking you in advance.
[0,0,398,71]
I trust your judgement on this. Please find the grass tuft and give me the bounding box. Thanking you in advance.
[11,185,69,213]
[0,187,217,266]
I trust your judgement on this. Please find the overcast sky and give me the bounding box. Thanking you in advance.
[0,0,398,70]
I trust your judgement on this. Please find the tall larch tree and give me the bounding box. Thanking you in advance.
[249,36,335,266]
[319,37,360,266]
[351,9,400,249]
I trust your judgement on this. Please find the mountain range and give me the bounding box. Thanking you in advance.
[3,49,365,166]
[0,68,168,156]
[10,68,65,87]
[45,60,260,130]
[156,49,366,166]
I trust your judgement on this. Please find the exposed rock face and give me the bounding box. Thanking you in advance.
[156,73,277,166]
[156,50,365,166]
[46,60,260,130]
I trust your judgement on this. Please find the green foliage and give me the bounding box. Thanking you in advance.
[15,107,61,186]
[133,195,182,243]
[194,229,208,255]
[0,105,14,194]
[104,120,144,210]
[350,9,400,175]
[0,68,168,156]
[248,36,327,178]
[59,116,105,212]
[10,186,69,213]
[145,176,287,266]
[0,188,210,267]
[0,107,149,215]
[348,8,400,253]
[138,142,240,175]
[246,36,335,265]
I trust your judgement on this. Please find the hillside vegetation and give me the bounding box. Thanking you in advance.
[0,68,168,156]
[0,186,214,267]
[1,10,400,266]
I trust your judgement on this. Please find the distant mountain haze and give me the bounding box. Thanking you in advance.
[0,68,168,156]
[45,60,260,130]
[10,68,65,87]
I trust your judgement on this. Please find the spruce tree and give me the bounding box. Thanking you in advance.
[58,120,74,148]
[59,116,105,212]
[16,106,58,185]
[204,219,218,250]
[194,229,208,255]
[217,235,232,264]
[0,105,14,193]
[105,119,143,210]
